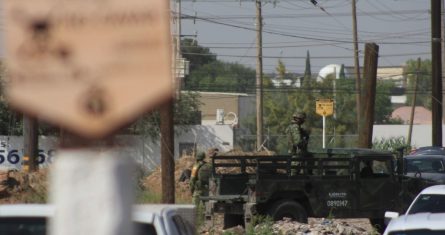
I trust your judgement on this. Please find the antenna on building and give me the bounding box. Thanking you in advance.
[226,112,239,128]
[216,109,225,124]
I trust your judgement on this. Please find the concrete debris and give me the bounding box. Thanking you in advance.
[271,218,374,235]
[201,217,377,235]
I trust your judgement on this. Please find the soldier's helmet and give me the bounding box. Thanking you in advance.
[196,152,206,161]
[293,112,306,120]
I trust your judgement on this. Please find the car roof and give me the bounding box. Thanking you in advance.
[419,185,445,195]
[410,146,445,155]
[0,204,193,223]
[0,204,54,217]
[405,155,445,159]
[312,148,393,158]
[385,213,445,233]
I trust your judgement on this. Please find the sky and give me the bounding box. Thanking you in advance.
[180,0,431,76]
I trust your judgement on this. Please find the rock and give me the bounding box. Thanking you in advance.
[0,170,9,195]
[223,225,244,235]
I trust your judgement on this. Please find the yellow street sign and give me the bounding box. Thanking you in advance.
[316,99,334,117]
[3,0,172,139]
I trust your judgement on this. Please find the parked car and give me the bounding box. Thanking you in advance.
[409,146,445,156]
[383,213,445,235]
[404,155,445,183]
[0,204,195,235]
[384,185,445,234]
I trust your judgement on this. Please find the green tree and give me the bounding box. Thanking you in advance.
[304,50,312,80]
[130,91,202,139]
[181,38,216,73]
[185,60,256,93]
[404,59,431,109]
[339,64,346,79]
[242,60,397,152]
[374,80,399,124]
[276,59,286,80]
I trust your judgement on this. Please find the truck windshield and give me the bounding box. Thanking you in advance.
[407,194,445,214]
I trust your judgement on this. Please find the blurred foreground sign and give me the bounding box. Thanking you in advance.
[2,0,172,138]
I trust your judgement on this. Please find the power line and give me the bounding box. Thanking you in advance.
[182,13,430,45]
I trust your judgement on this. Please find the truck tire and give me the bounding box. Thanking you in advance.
[268,200,308,223]
[223,214,244,229]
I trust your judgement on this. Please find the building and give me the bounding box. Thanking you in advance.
[198,92,255,126]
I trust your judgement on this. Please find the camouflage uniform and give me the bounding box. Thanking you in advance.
[285,113,309,156]
[285,112,310,175]
[189,152,212,205]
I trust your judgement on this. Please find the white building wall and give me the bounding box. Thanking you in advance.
[0,124,234,172]
[373,125,445,148]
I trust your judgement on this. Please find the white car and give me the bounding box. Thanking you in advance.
[383,185,445,234]
[383,213,445,235]
[0,204,195,235]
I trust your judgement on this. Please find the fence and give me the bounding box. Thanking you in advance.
[235,134,360,153]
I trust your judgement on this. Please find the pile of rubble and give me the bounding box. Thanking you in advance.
[0,169,48,203]
[221,218,375,235]
[142,155,195,201]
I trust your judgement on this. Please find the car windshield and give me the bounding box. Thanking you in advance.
[0,218,158,235]
[0,217,46,235]
[407,194,445,214]
[406,159,445,173]
[389,231,445,235]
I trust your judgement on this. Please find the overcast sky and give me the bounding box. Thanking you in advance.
[181,0,431,76]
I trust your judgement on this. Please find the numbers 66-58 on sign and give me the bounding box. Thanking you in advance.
[0,149,56,166]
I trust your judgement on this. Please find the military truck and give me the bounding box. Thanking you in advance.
[202,148,434,231]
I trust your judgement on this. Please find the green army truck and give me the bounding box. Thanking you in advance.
[202,148,434,231]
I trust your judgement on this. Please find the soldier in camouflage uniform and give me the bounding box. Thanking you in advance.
[285,112,311,175]
[189,152,212,205]
[286,112,309,155]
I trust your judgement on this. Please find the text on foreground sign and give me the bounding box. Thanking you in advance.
[316,98,334,117]
[3,0,172,138]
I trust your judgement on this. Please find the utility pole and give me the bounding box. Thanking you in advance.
[23,115,38,172]
[255,0,263,151]
[176,0,182,96]
[351,0,362,135]
[159,0,179,204]
[431,0,443,146]
[407,58,421,147]
[440,0,445,129]
[358,43,378,148]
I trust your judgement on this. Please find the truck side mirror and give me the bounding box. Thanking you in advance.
[384,211,399,225]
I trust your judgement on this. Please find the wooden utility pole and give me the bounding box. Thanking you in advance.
[351,0,362,134]
[160,101,175,203]
[23,115,38,172]
[176,0,182,96]
[358,43,378,148]
[256,0,263,151]
[431,0,443,146]
[158,0,180,204]
[407,58,421,147]
[441,0,445,120]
